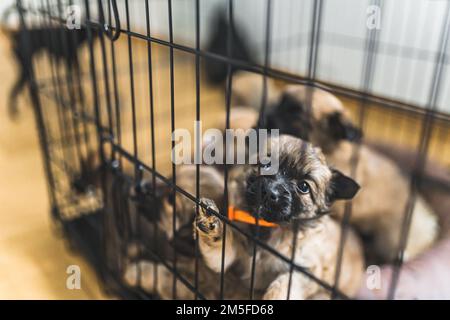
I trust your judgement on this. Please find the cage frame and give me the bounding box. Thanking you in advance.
[14,0,450,300]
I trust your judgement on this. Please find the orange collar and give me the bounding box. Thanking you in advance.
[228,206,279,228]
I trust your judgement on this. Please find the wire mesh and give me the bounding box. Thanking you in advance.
[13,0,450,300]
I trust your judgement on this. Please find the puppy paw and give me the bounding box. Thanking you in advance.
[194,198,223,242]
[263,277,286,300]
[123,260,156,292]
[124,262,139,287]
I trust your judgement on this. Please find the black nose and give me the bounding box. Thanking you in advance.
[245,177,293,222]
[262,182,288,207]
[262,186,277,203]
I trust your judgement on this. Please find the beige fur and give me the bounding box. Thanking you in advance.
[157,164,224,240]
[232,71,281,110]
[227,82,438,262]
[284,85,349,122]
[328,141,439,261]
[229,106,259,130]
[124,256,245,299]
[125,136,364,299]
[123,164,228,299]
[275,85,439,262]
[196,203,364,299]
[195,136,364,299]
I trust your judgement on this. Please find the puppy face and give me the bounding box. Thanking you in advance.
[237,135,359,224]
[264,85,362,151]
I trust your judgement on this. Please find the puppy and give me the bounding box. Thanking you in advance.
[262,85,439,263]
[74,152,228,298]
[123,164,234,299]
[195,135,364,299]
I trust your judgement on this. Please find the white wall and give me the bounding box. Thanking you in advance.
[2,0,449,113]
[119,0,450,113]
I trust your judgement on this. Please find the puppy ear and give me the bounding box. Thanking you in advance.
[327,113,362,142]
[265,92,315,140]
[278,92,303,112]
[329,169,360,200]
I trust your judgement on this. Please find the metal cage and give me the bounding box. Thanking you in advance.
[13,0,450,299]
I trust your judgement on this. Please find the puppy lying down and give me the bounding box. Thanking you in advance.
[125,135,364,299]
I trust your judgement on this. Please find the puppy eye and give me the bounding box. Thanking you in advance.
[259,162,273,173]
[260,163,271,169]
[298,180,310,194]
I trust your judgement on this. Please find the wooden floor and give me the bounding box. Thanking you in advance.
[0,33,225,300]
[0,29,449,300]
[0,33,106,299]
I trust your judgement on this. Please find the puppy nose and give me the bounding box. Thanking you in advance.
[265,188,278,202]
[262,183,286,205]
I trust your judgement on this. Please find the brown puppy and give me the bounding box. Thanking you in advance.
[262,85,439,263]
[195,135,364,299]
[368,140,450,238]
[123,164,232,299]
[80,144,273,299]
[73,154,228,298]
